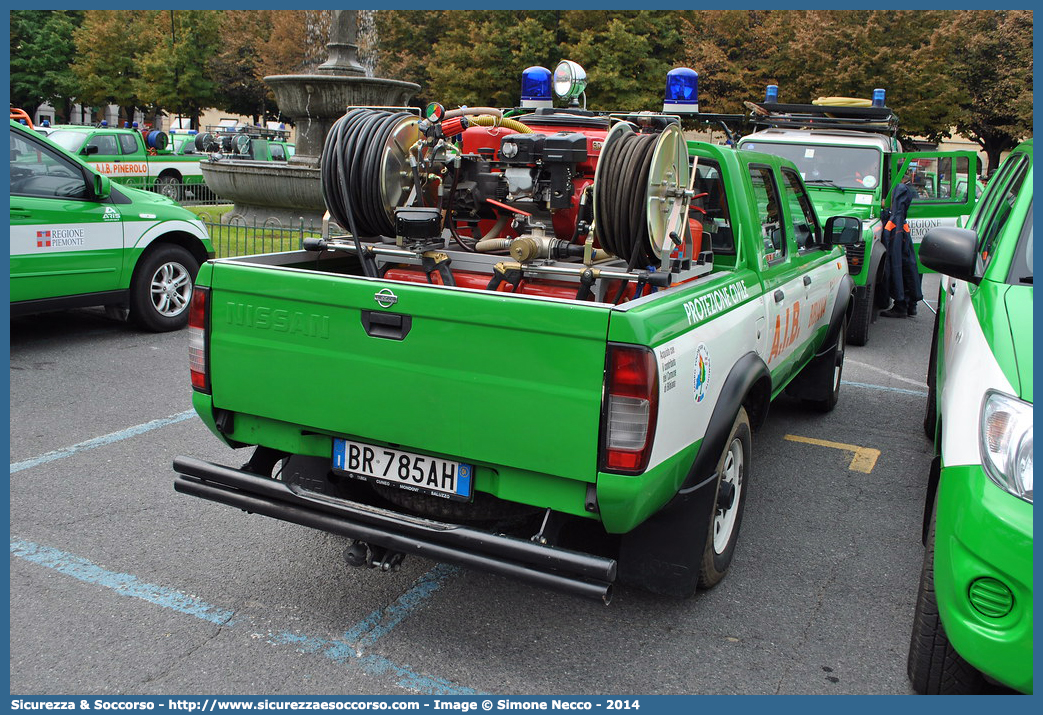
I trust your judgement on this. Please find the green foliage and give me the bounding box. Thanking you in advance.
[70,11,155,118]
[13,9,1030,162]
[563,12,683,111]
[10,11,83,120]
[137,11,223,125]
[924,10,1033,173]
[209,11,275,122]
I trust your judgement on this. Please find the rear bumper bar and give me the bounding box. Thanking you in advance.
[173,456,616,603]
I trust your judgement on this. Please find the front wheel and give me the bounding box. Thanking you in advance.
[129,244,199,332]
[907,514,986,694]
[155,174,182,202]
[698,407,751,589]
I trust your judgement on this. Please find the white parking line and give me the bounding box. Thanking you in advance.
[845,358,927,388]
[9,410,196,474]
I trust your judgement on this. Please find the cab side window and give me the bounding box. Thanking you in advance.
[270,143,286,161]
[9,129,89,200]
[118,133,139,155]
[974,154,1030,269]
[750,164,786,261]
[781,168,822,250]
[86,133,119,155]
[691,159,734,255]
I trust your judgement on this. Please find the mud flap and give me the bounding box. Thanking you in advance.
[616,478,717,598]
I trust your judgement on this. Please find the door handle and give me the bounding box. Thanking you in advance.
[803,275,812,287]
[948,281,957,296]
[774,290,785,303]
[361,310,412,340]
[10,209,31,219]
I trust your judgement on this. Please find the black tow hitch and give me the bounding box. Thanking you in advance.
[344,541,405,572]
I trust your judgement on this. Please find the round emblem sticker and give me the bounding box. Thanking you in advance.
[693,344,711,403]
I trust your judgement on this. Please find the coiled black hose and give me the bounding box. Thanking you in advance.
[320,108,416,255]
[593,130,660,270]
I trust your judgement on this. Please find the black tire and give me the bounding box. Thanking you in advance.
[847,281,873,346]
[698,407,751,589]
[809,318,846,413]
[155,174,182,202]
[129,244,198,332]
[907,513,986,694]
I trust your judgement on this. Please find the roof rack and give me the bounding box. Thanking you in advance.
[748,102,899,136]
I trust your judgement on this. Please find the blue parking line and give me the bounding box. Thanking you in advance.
[342,562,459,648]
[11,537,476,695]
[10,539,237,626]
[841,380,928,397]
[9,410,196,474]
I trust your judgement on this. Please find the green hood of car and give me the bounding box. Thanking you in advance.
[1003,284,1033,403]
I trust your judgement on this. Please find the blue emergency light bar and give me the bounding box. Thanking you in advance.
[765,84,779,103]
[663,68,699,113]
[520,66,553,109]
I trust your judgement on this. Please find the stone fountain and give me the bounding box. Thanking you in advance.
[201,10,420,227]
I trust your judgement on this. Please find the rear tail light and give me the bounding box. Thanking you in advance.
[601,344,659,474]
[188,286,210,392]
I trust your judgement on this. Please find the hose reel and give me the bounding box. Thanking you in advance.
[320,108,429,238]
[592,121,691,268]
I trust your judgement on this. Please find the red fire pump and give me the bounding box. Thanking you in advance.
[312,88,705,302]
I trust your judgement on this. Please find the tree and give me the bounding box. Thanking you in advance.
[374,10,463,107]
[137,10,223,128]
[780,11,957,144]
[678,10,790,114]
[10,11,84,122]
[562,12,684,111]
[924,10,1033,174]
[422,12,561,109]
[71,10,155,124]
[211,11,275,123]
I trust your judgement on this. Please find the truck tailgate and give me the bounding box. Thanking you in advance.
[207,263,613,480]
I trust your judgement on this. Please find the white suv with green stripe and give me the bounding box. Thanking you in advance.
[10,119,214,331]
[909,139,1032,694]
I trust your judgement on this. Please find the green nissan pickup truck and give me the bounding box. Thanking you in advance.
[46,123,206,202]
[737,98,980,345]
[173,72,859,602]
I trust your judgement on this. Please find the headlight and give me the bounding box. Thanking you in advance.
[979,390,1033,503]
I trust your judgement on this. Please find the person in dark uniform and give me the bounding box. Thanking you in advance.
[881,169,922,318]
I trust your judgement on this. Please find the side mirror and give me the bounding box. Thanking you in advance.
[83,145,99,156]
[919,226,980,284]
[825,216,862,246]
[86,167,111,201]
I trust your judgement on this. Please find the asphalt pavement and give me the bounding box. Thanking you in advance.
[10,274,948,696]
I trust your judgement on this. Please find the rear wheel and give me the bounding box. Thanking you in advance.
[698,407,751,589]
[847,281,873,346]
[809,318,846,413]
[907,513,986,694]
[129,244,198,332]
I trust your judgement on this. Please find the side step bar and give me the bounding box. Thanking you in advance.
[173,456,616,603]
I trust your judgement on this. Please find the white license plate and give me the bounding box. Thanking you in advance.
[332,439,473,502]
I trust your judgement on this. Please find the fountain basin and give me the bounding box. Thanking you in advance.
[264,74,420,164]
[200,159,326,226]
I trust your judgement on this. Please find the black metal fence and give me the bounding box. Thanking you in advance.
[193,211,323,259]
